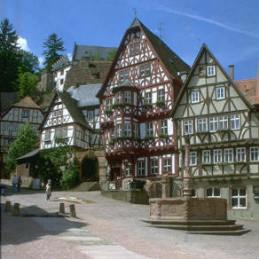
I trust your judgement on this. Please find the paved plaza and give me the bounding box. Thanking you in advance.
[1,190,259,259]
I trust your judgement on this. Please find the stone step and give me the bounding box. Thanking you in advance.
[143,219,236,226]
[188,229,251,235]
[72,181,100,191]
[151,224,244,231]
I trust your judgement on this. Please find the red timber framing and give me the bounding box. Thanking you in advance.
[97,18,189,188]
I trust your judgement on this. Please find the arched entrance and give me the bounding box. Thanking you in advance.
[81,156,99,181]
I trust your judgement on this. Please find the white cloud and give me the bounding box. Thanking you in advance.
[17,36,30,51]
[157,5,259,40]
[38,56,44,67]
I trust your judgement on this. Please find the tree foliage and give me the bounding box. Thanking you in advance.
[6,123,38,172]
[0,18,20,92]
[43,33,65,72]
[19,50,39,73]
[107,49,117,61]
[18,70,39,98]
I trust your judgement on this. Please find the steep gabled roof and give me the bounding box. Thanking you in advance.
[171,44,253,116]
[13,96,41,109]
[97,18,190,98]
[58,91,91,129]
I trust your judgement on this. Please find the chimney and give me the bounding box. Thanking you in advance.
[229,65,234,80]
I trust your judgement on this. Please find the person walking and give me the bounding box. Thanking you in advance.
[45,179,52,200]
[12,175,18,192]
[17,176,22,192]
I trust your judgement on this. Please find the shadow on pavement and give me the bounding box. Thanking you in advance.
[1,203,87,246]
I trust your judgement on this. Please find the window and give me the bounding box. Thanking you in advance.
[160,120,168,135]
[139,63,151,78]
[116,124,122,137]
[52,109,62,118]
[150,158,159,175]
[129,41,140,56]
[218,116,228,130]
[183,120,193,135]
[236,147,246,162]
[197,118,207,132]
[137,160,145,176]
[202,150,211,164]
[44,130,51,142]
[124,122,132,137]
[213,149,222,163]
[250,147,259,162]
[230,114,240,130]
[215,87,225,100]
[209,117,218,132]
[55,127,67,139]
[21,109,30,118]
[119,69,129,83]
[105,98,112,110]
[157,88,165,103]
[144,92,152,104]
[207,65,216,77]
[124,91,132,104]
[224,148,234,163]
[206,187,221,197]
[145,122,153,137]
[189,152,197,166]
[191,189,196,197]
[190,90,200,103]
[231,188,247,209]
[163,157,172,173]
[87,110,94,121]
[60,79,64,85]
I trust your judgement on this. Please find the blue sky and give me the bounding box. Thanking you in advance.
[1,0,259,79]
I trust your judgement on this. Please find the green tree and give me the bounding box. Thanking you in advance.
[6,123,38,172]
[18,70,39,98]
[43,33,65,72]
[0,18,20,92]
[19,50,39,73]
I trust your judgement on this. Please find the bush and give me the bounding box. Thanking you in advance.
[61,163,80,190]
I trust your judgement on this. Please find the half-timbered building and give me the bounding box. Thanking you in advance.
[0,96,43,176]
[97,19,189,190]
[172,44,259,219]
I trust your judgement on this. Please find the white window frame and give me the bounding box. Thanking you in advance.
[230,114,241,130]
[44,130,51,142]
[139,63,151,78]
[215,86,225,100]
[224,148,234,163]
[137,159,145,176]
[231,188,247,209]
[213,149,222,164]
[197,118,208,132]
[206,187,221,198]
[144,91,152,104]
[124,91,132,104]
[209,117,218,132]
[150,157,159,175]
[157,88,165,103]
[189,151,197,166]
[202,150,211,164]
[116,124,122,137]
[183,120,193,135]
[124,122,132,137]
[207,65,216,77]
[21,109,30,118]
[218,115,228,130]
[160,119,168,135]
[163,157,172,173]
[250,147,259,162]
[146,122,153,137]
[190,90,200,103]
[119,69,129,82]
[236,147,246,162]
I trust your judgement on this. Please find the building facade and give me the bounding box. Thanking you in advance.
[0,96,44,176]
[97,19,189,190]
[172,45,259,219]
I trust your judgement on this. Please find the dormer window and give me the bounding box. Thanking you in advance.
[124,91,132,104]
[129,41,140,56]
[215,86,225,100]
[119,69,129,83]
[207,65,216,77]
[190,90,200,103]
[139,63,151,78]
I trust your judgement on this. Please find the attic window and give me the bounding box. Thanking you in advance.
[119,69,129,83]
[21,109,30,118]
[129,41,140,56]
[139,63,151,78]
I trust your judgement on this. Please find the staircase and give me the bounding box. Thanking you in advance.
[142,219,250,235]
[72,181,100,192]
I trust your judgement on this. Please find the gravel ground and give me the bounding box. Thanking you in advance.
[2,189,259,259]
